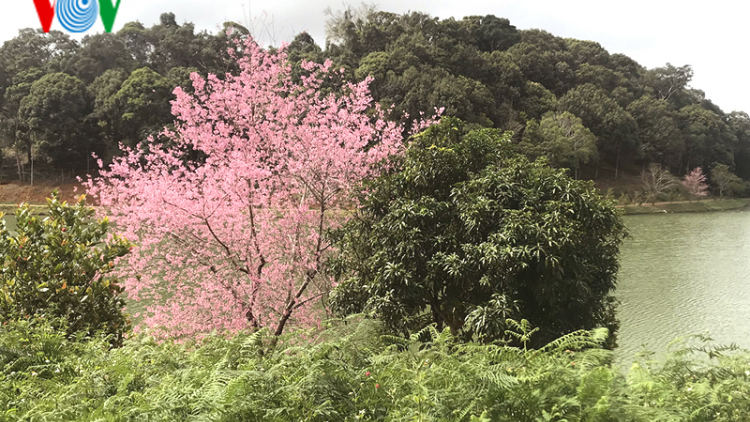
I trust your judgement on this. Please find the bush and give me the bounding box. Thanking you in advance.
[0,192,132,346]
[330,118,626,347]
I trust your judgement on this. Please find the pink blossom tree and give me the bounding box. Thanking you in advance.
[85,38,425,340]
[682,167,709,201]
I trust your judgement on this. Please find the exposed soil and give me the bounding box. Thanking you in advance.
[0,181,82,205]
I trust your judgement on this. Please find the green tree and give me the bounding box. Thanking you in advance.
[711,163,745,198]
[0,193,132,345]
[519,111,597,179]
[89,68,128,152]
[645,63,693,102]
[18,73,96,171]
[679,104,736,173]
[462,15,520,52]
[627,95,684,171]
[330,118,626,347]
[728,111,750,180]
[558,83,638,180]
[1,68,45,181]
[72,33,134,84]
[114,67,173,146]
[117,21,152,68]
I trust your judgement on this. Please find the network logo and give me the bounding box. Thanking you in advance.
[33,0,122,34]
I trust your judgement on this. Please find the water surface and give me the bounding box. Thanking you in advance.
[617,210,750,359]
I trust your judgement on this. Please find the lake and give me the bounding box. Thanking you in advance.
[617,210,750,359]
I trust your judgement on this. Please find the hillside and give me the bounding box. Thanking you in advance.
[1,9,748,196]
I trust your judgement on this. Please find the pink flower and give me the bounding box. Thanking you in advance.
[83,36,438,341]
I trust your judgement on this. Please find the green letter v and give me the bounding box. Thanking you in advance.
[98,0,122,33]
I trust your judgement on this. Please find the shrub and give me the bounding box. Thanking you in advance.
[330,118,626,347]
[0,192,132,346]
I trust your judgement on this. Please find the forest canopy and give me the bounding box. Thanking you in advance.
[1,9,749,189]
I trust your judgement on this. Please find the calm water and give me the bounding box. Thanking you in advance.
[617,210,750,359]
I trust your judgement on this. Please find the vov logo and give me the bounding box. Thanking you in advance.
[33,0,122,34]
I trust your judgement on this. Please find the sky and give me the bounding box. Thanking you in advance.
[3,0,749,114]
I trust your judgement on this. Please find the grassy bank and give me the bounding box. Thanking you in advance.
[621,198,750,215]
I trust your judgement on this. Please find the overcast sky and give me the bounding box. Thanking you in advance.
[4,1,749,113]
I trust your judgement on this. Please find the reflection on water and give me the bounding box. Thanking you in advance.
[617,210,750,359]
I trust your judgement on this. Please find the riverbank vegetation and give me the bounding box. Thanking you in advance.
[621,198,750,215]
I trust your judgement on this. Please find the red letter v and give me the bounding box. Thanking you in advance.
[32,0,55,33]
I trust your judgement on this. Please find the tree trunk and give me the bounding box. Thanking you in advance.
[15,146,23,182]
[27,142,33,187]
[614,146,621,181]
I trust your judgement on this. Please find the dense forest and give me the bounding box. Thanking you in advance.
[1,8,749,191]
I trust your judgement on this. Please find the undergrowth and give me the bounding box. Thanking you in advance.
[2,317,750,421]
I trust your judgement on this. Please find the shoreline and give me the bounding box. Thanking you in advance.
[620,198,750,215]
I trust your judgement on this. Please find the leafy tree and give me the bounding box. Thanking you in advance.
[0,193,132,345]
[558,83,638,180]
[113,67,173,146]
[73,33,134,84]
[462,15,520,52]
[645,63,693,102]
[18,72,98,171]
[117,21,152,68]
[85,38,408,340]
[682,167,709,200]
[89,68,128,152]
[519,111,597,178]
[728,111,750,180]
[1,67,45,180]
[0,29,78,82]
[627,95,684,171]
[518,81,557,120]
[679,104,737,173]
[148,13,217,74]
[330,118,626,347]
[711,163,745,198]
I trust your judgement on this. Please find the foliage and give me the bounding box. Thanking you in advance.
[0,192,132,345]
[5,317,750,421]
[711,164,746,198]
[18,72,99,171]
[85,37,409,340]
[112,67,174,147]
[519,111,597,178]
[682,167,709,200]
[2,9,750,185]
[330,118,626,347]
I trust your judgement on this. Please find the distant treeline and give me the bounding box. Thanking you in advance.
[1,8,749,184]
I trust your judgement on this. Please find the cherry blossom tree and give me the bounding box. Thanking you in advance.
[682,167,709,201]
[85,38,422,340]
